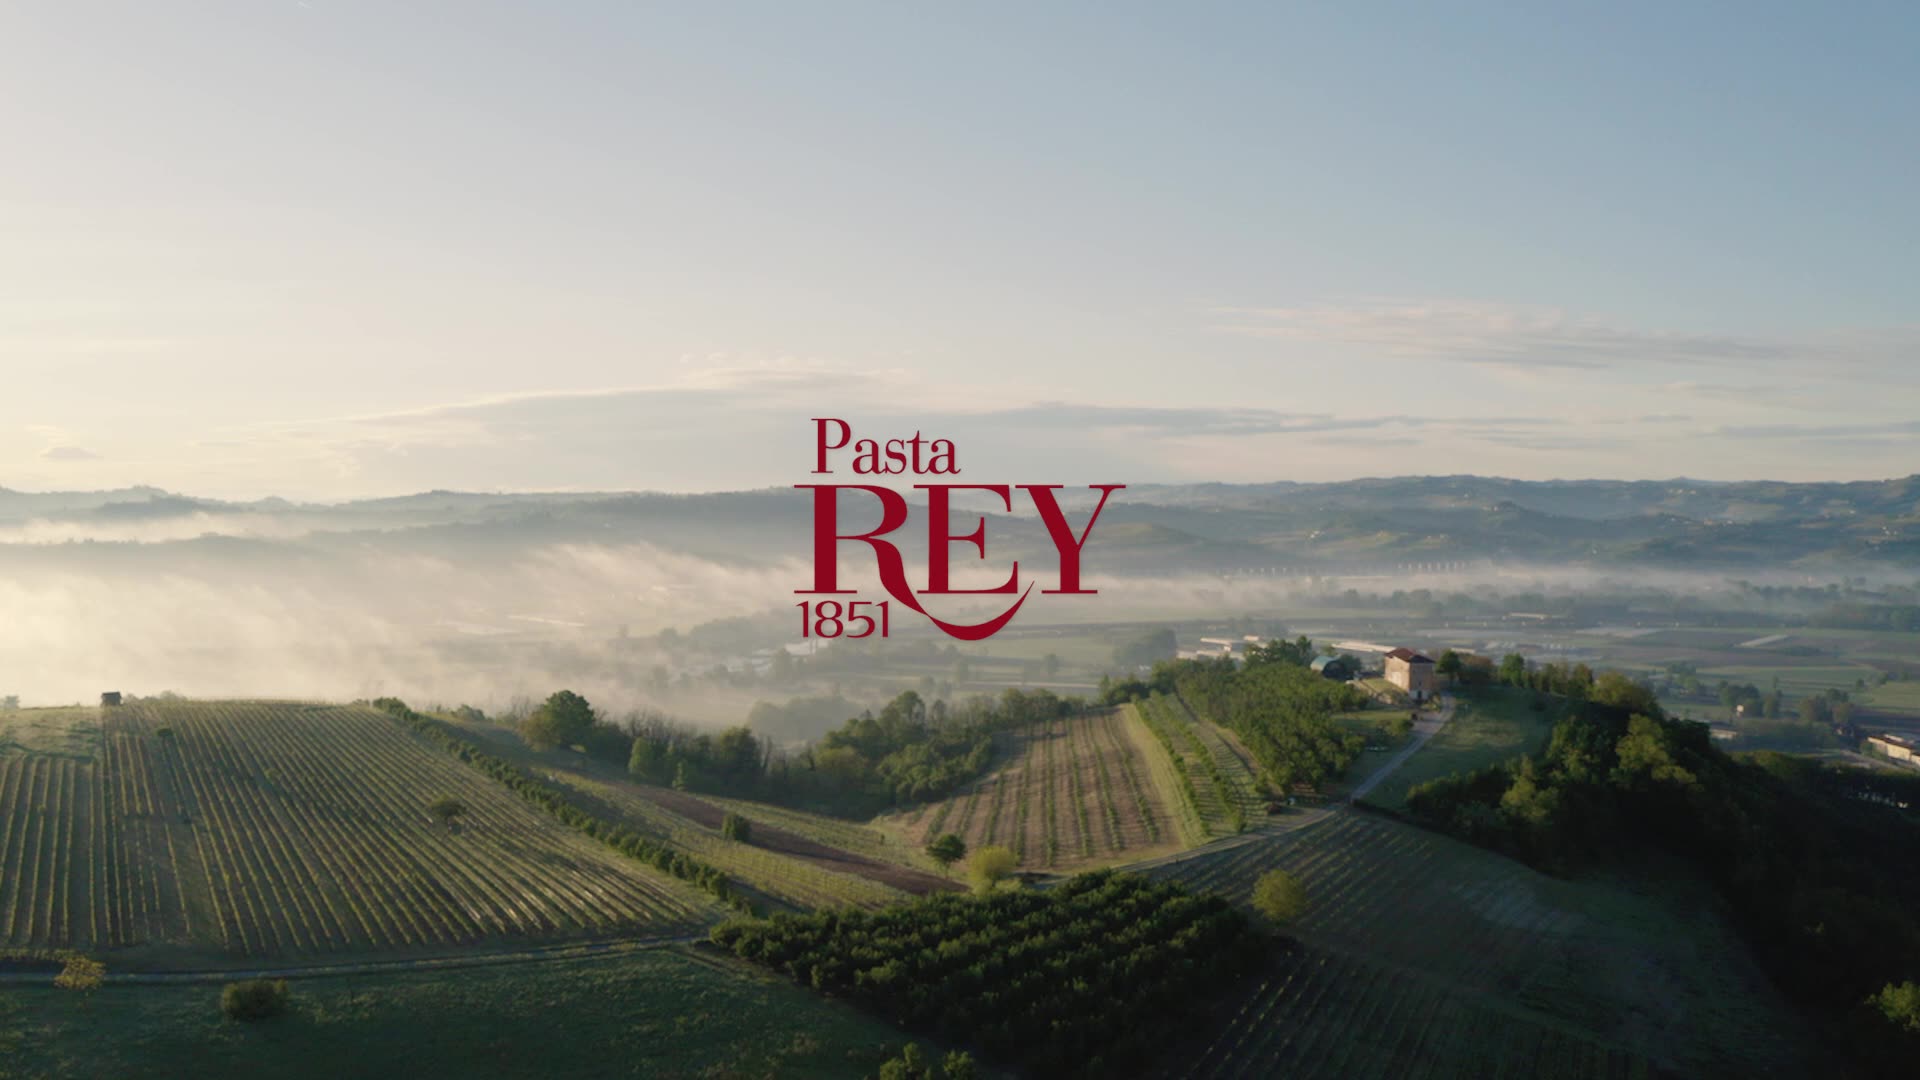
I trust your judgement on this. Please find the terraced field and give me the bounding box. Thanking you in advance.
[0,702,717,958]
[882,708,1179,871]
[1144,811,1811,1078]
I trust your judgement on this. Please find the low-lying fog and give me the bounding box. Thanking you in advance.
[0,532,1873,715]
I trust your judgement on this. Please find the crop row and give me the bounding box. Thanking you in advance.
[1168,945,1649,1080]
[1169,694,1266,825]
[1144,695,1248,833]
[129,701,712,955]
[1090,708,1163,846]
[0,755,88,948]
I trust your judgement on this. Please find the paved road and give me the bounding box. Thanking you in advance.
[0,933,707,986]
[1348,694,1455,803]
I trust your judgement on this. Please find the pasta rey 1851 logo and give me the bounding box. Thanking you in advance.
[795,418,1122,642]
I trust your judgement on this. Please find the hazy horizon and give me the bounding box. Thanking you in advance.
[6,4,1920,499]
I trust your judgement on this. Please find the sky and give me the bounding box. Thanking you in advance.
[2,1,1917,500]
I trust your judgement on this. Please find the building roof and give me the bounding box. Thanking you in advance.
[1384,647,1433,663]
[1309,655,1349,672]
[1870,732,1920,750]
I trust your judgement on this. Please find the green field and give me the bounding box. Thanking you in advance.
[0,945,918,1080]
[1857,678,1920,716]
[1146,810,1811,1078]
[0,702,716,962]
[1363,688,1562,809]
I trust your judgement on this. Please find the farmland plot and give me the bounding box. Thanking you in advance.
[541,772,917,911]
[2,702,718,958]
[881,708,1177,871]
[1146,810,1811,1077]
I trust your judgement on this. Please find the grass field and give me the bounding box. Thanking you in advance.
[527,768,915,912]
[879,708,1181,872]
[1362,688,1562,809]
[0,945,920,1080]
[1860,679,1920,716]
[1144,810,1811,1078]
[0,702,716,961]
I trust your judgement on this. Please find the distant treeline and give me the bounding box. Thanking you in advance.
[1100,640,1369,793]
[1394,671,1920,1071]
[1812,602,1920,633]
[617,688,1083,818]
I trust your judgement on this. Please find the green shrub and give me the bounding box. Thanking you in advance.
[221,978,291,1021]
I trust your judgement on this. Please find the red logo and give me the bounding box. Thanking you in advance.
[795,418,1122,641]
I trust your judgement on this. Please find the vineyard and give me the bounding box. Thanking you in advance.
[1132,694,1265,840]
[1146,810,1811,1077]
[881,708,1178,871]
[0,702,717,958]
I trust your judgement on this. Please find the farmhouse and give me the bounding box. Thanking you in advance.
[1867,732,1919,765]
[1383,648,1436,701]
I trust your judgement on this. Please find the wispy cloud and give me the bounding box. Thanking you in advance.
[1210,299,1917,375]
[1714,419,1920,441]
[38,445,100,462]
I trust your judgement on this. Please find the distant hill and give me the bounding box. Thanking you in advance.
[4,474,1919,571]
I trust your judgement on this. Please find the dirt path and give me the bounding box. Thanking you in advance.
[1348,694,1456,803]
[625,784,962,895]
[0,933,705,985]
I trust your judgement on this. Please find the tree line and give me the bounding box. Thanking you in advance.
[1101,647,1368,794]
[624,688,1083,817]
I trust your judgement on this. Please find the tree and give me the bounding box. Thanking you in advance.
[1043,652,1062,679]
[878,1043,933,1080]
[926,833,967,874]
[942,1050,978,1079]
[1436,649,1464,686]
[1252,868,1306,925]
[427,795,467,829]
[721,812,752,843]
[1873,980,1920,1033]
[1834,700,1856,729]
[53,952,105,992]
[968,845,1018,895]
[521,689,597,751]
[1387,712,1414,740]
[1499,652,1528,688]
[221,978,291,1021]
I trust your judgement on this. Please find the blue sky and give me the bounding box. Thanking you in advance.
[3,1,1917,497]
